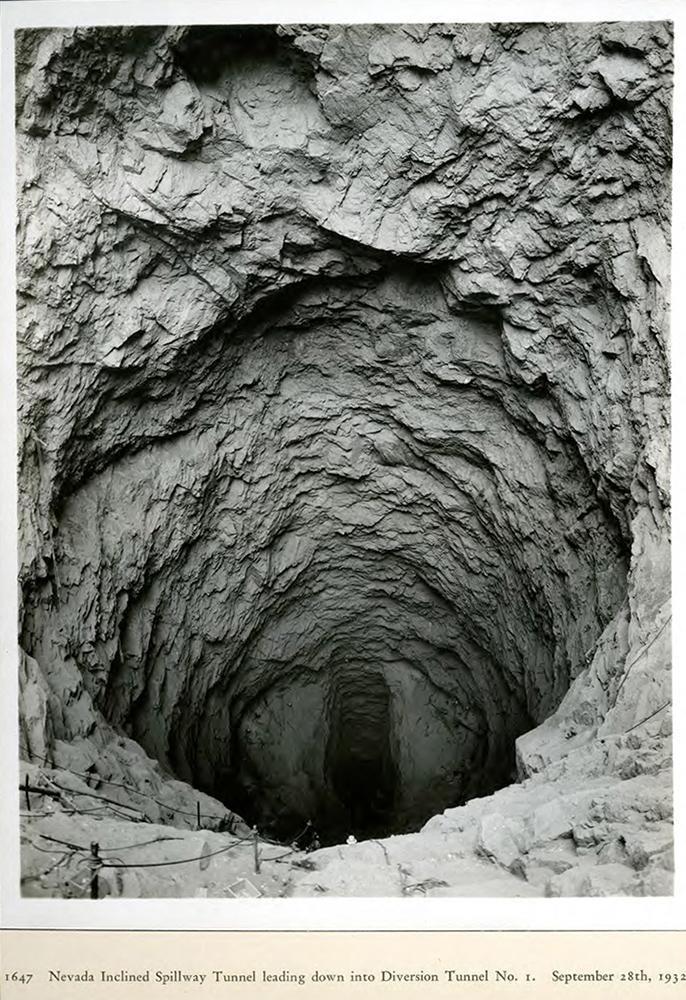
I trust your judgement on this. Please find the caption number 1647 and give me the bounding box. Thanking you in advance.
[4,973,34,985]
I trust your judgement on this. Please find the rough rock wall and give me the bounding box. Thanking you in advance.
[16,22,671,863]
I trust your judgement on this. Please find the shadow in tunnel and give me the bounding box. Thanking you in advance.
[324,662,398,844]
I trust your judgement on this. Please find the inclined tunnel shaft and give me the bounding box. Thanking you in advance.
[20,267,630,845]
[13,19,672,905]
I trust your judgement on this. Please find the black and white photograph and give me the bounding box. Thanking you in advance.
[9,11,674,907]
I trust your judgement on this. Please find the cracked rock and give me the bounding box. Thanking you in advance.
[16,20,672,896]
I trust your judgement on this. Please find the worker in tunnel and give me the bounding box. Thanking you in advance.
[292,819,320,852]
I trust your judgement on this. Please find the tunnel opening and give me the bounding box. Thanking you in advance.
[20,264,631,850]
[324,663,398,843]
[215,637,539,847]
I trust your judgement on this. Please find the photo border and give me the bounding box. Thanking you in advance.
[1,0,683,933]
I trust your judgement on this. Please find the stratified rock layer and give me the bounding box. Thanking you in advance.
[16,22,671,890]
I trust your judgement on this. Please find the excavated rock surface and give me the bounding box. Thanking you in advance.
[16,22,672,895]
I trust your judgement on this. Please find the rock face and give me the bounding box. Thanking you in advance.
[16,22,672,892]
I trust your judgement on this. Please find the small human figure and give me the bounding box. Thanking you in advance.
[292,819,312,851]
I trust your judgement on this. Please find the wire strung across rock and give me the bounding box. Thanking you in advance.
[25,824,298,898]
[19,744,291,842]
[19,745,305,896]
